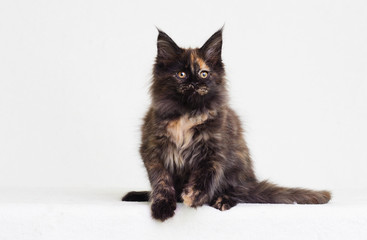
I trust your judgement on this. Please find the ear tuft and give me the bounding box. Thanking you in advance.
[200,28,223,64]
[156,29,181,60]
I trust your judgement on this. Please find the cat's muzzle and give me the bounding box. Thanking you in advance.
[179,83,209,96]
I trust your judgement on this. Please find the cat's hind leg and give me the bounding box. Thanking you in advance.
[210,195,237,211]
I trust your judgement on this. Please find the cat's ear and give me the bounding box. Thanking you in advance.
[200,28,223,64]
[157,29,181,60]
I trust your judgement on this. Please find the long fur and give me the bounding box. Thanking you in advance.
[122,28,331,221]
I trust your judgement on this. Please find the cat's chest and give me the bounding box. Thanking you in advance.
[163,113,212,171]
[166,114,208,148]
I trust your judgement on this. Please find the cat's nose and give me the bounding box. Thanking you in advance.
[190,81,200,87]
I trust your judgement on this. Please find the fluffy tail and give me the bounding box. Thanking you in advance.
[122,191,151,202]
[245,181,331,204]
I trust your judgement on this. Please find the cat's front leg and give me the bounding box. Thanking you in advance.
[181,183,208,208]
[146,162,177,221]
[182,161,224,208]
[151,186,176,221]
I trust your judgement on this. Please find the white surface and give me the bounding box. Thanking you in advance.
[1,0,367,196]
[0,189,366,240]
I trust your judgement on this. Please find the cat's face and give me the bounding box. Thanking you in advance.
[152,29,226,111]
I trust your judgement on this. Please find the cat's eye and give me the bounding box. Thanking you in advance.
[199,71,209,79]
[177,72,187,79]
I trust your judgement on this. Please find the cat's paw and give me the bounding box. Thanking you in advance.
[151,196,176,221]
[181,186,208,208]
[210,195,236,211]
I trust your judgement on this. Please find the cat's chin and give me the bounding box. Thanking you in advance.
[182,92,208,100]
[195,87,209,96]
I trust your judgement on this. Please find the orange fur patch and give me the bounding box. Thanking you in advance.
[166,113,209,148]
[190,50,209,73]
[182,186,195,207]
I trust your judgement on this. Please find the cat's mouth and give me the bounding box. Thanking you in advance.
[178,84,209,96]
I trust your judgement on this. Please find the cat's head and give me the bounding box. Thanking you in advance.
[151,28,227,114]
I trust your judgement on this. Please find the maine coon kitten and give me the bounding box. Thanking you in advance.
[122,28,331,221]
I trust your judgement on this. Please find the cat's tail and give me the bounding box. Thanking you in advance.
[122,191,151,202]
[245,180,331,204]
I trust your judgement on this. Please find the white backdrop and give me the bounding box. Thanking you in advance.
[0,0,366,192]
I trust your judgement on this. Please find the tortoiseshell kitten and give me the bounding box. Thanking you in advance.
[122,28,331,221]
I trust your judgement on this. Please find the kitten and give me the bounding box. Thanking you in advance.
[122,28,331,221]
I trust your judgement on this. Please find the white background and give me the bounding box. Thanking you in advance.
[0,0,366,192]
